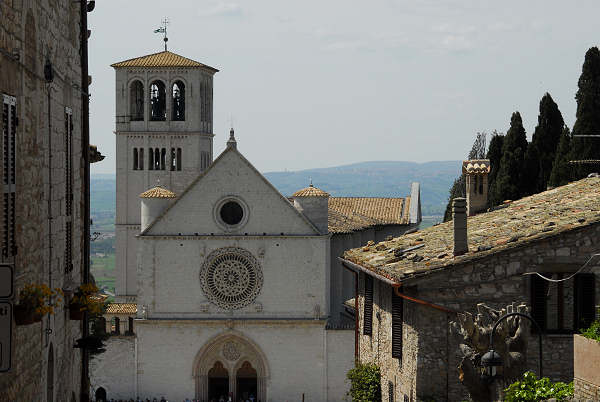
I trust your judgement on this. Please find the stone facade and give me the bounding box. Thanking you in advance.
[354,221,600,401]
[0,0,89,400]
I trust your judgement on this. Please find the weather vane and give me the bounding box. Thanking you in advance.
[154,17,169,51]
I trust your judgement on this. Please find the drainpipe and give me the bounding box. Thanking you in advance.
[80,1,91,400]
[392,285,458,314]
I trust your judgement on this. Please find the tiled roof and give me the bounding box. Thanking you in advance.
[328,197,409,234]
[111,51,218,71]
[139,186,177,199]
[463,159,491,174]
[105,303,137,315]
[292,184,330,197]
[343,177,600,283]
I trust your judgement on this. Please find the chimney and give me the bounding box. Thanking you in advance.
[463,159,490,216]
[453,197,468,256]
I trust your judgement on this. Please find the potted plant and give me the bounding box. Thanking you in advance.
[69,283,104,320]
[14,284,63,325]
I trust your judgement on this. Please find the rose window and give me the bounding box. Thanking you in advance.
[200,247,263,310]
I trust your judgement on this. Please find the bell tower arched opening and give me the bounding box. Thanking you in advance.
[149,80,166,121]
[129,80,144,121]
[171,80,185,121]
[193,332,269,401]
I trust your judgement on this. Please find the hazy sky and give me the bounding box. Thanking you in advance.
[88,0,600,174]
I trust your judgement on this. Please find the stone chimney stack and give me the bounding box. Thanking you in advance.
[463,159,491,216]
[453,197,468,256]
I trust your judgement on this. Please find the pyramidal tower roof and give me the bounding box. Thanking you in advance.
[292,183,330,197]
[139,186,177,199]
[111,50,218,71]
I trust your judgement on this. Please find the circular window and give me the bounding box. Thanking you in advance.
[220,201,244,225]
[200,247,263,310]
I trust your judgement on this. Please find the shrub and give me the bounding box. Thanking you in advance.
[503,371,573,401]
[581,319,600,342]
[346,362,381,402]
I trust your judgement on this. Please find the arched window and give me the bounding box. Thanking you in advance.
[172,81,185,121]
[133,148,138,170]
[95,387,107,402]
[154,148,160,170]
[160,148,166,170]
[177,148,182,171]
[149,80,166,121]
[148,148,154,171]
[130,80,144,121]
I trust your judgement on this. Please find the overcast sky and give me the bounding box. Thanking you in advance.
[88,0,600,174]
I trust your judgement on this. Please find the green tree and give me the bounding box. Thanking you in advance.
[569,47,600,178]
[548,126,573,187]
[524,93,565,194]
[346,362,382,402]
[486,131,504,207]
[490,112,528,205]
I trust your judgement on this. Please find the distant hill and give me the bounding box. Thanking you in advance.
[91,160,461,224]
[264,160,461,216]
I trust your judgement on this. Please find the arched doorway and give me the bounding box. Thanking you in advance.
[193,332,269,401]
[47,344,54,402]
[236,361,257,401]
[208,361,229,401]
[94,386,107,402]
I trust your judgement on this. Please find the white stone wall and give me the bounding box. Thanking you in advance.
[326,329,354,401]
[137,236,328,318]
[90,337,136,400]
[134,321,341,401]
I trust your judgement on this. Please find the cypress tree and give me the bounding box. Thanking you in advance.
[491,112,528,204]
[569,47,600,177]
[524,93,565,193]
[548,126,573,187]
[486,131,504,207]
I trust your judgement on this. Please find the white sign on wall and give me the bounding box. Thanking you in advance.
[0,302,11,372]
[0,265,12,298]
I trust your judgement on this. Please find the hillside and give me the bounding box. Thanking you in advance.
[91,160,461,222]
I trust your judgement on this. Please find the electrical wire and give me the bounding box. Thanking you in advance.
[522,253,600,282]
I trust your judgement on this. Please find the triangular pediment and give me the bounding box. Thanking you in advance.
[143,148,320,236]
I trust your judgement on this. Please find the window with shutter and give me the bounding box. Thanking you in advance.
[392,288,403,359]
[575,273,596,330]
[531,272,595,333]
[363,274,373,336]
[64,108,73,273]
[2,95,17,260]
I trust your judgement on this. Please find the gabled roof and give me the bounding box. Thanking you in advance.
[328,197,410,234]
[343,177,600,283]
[111,50,218,71]
[140,146,320,236]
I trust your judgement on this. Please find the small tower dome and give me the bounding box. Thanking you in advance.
[139,185,176,232]
[292,183,330,234]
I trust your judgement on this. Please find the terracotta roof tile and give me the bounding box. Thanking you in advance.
[106,303,137,315]
[111,51,218,71]
[343,177,600,282]
[462,159,491,174]
[292,184,330,197]
[139,186,176,199]
[328,197,409,233]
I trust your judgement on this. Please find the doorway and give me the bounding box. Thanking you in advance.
[236,361,257,401]
[208,361,229,401]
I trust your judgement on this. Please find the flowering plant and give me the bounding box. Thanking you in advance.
[70,283,105,317]
[18,283,63,315]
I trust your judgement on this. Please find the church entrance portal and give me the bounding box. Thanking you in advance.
[236,361,257,401]
[194,333,268,401]
[208,361,229,401]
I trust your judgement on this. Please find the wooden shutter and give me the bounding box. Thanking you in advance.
[530,274,547,331]
[363,274,373,336]
[2,95,17,259]
[392,288,403,359]
[575,273,596,330]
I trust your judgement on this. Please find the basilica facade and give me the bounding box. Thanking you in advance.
[90,49,420,401]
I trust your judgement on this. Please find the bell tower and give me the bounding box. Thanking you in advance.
[111,50,218,301]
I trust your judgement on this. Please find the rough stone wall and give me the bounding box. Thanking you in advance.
[356,223,600,401]
[0,0,84,400]
[89,336,136,400]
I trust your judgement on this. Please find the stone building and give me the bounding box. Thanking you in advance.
[342,176,600,401]
[90,48,421,401]
[0,0,96,401]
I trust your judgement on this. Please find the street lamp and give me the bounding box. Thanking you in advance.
[481,312,543,382]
